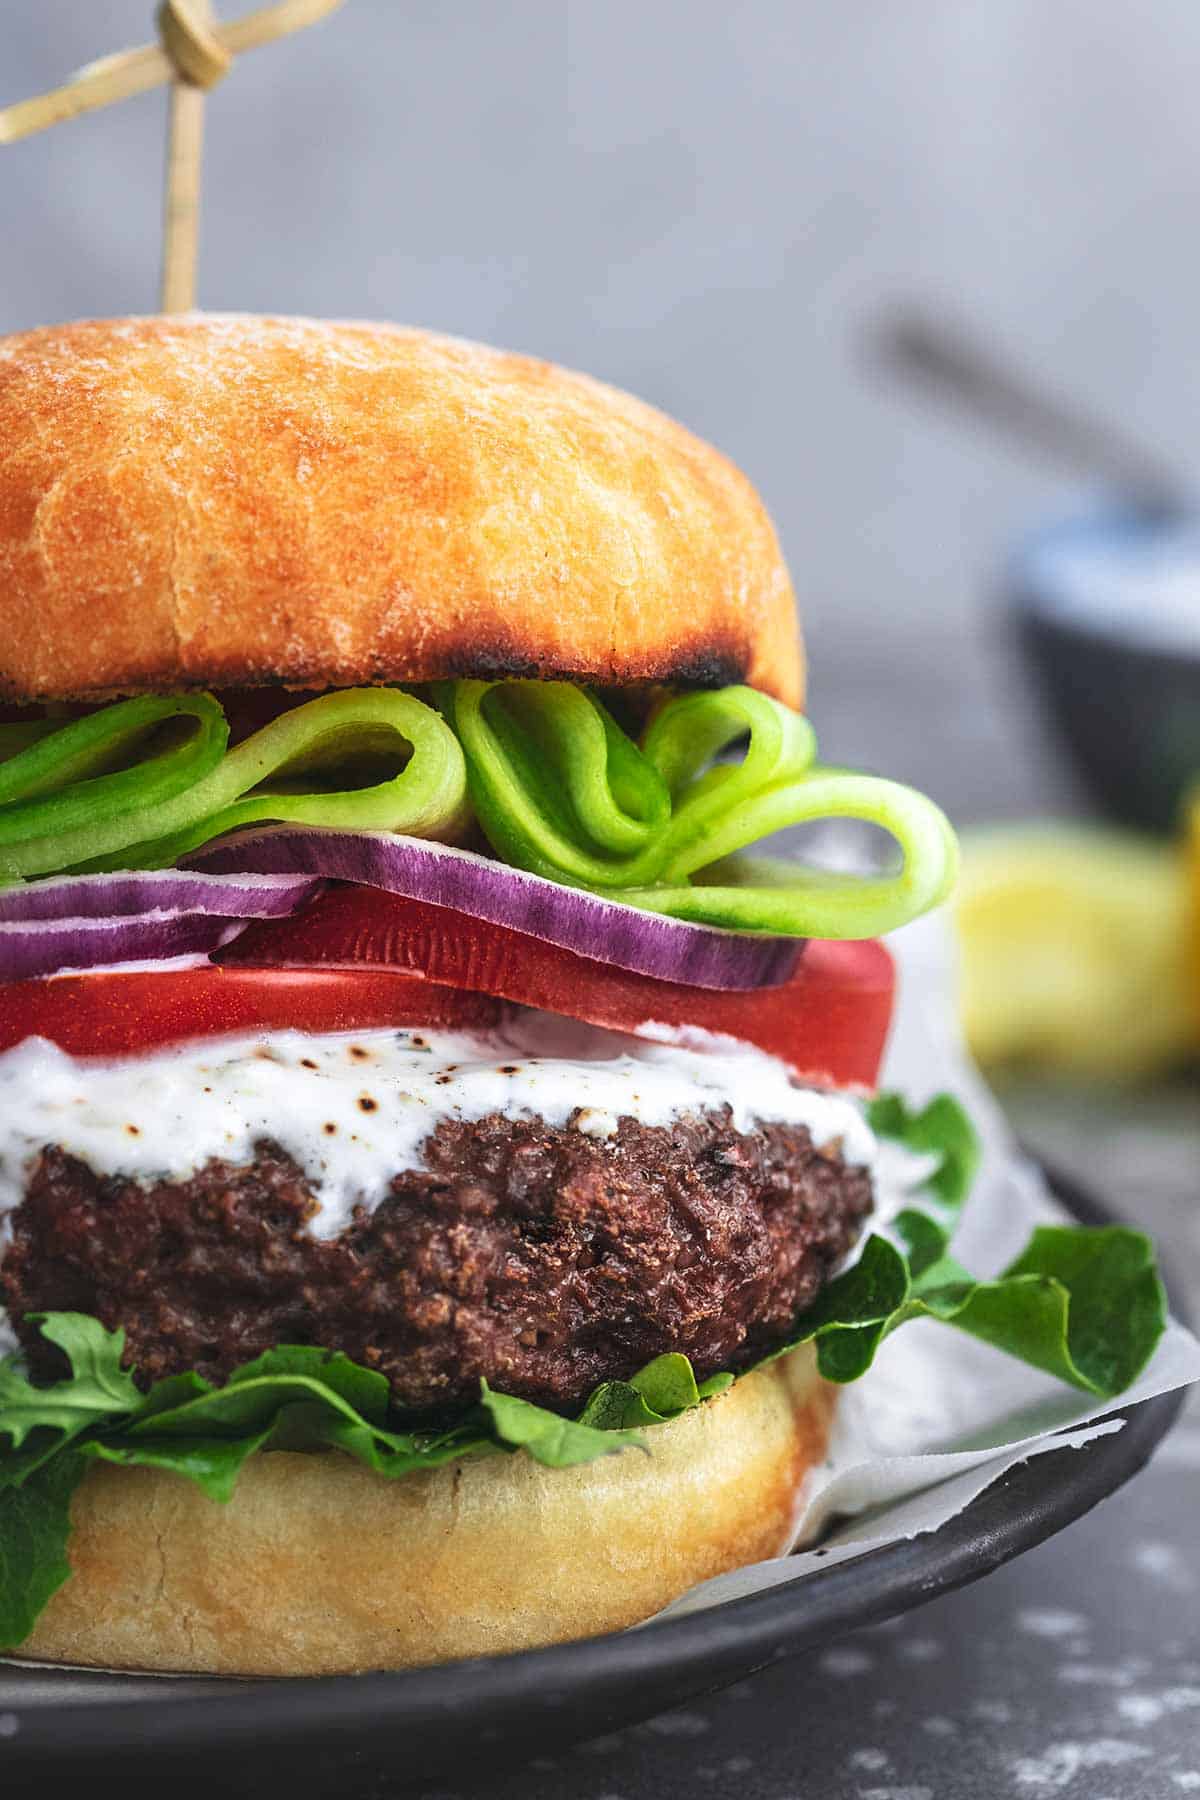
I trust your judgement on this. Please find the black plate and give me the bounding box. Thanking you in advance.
[0,1167,1186,1793]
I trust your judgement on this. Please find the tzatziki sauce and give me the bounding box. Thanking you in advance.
[0,1012,876,1267]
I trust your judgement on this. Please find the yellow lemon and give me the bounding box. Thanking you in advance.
[953,824,1195,1080]
[1187,787,1200,1033]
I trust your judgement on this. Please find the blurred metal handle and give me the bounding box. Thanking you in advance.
[869,306,1187,516]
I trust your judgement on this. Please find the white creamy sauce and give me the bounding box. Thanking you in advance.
[0,1016,876,1293]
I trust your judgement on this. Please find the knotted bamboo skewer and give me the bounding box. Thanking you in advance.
[0,1,345,312]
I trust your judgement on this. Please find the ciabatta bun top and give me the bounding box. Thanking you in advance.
[0,314,803,707]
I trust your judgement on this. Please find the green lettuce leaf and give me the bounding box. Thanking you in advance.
[0,1314,141,1485]
[946,1225,1168,1397]
[775,1097,1165,1393]
[0,1453,88,1651]
[479,1385,648,1465]
[866,1091,982,1210]
[0,1091,1168,1649]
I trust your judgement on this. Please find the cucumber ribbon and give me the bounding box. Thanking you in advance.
[440,680,959,937]
[0,681,957,939]
[0,690,471,881]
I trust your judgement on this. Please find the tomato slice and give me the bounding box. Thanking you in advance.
[1,892,894,1084]
[0,965,500,1058]
[221,888,895,1087]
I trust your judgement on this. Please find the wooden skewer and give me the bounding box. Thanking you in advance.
[0,0,344,315]
[0,2,344,146]
[161,2,216,313]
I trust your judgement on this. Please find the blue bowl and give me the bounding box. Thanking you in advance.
[1010,505,1200,832]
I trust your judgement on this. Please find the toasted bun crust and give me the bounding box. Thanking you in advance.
[18,1347,831,1677]
[0,315,802,708]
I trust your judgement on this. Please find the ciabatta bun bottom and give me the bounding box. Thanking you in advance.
[18,1346,832,1677]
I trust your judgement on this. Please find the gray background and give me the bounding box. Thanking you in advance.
[5,1,1199,818]
[5,11,1200,1799]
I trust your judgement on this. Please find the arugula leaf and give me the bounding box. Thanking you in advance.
[866,1091,982,1211]
[203,1346,394,1421]
[480,1384,648,1466]
[81,1430,275,1504]
[786,1234,913,1383]
[0,1314,142,1487]
[126,1366,387,1442]
[778,1097,1164,1397]
[955,1225,1167,1397]
[576,1353,722,1431]
[0,1452,87,1649]
[785,1224,1162,1397]
[269,1403,496,1478]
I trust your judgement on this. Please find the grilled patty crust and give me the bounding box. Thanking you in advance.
[0,1108,872,1418]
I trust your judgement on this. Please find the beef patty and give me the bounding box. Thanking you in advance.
[0,1108,873,1419]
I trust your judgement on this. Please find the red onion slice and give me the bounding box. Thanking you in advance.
[0,871,323,984]
[0,869,321,924]
[188,828,805,990]
[0,913,247,983]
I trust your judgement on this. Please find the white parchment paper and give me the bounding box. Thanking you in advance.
[653,909,1200,1622]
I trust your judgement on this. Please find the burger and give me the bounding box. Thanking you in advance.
[0,316,1165,1677]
